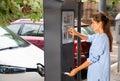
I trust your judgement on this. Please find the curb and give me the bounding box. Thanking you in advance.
[111,62,117,69]
[111,62,119,72]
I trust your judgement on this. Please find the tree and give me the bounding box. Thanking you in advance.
[110,0,120,2]
[0,0,43,26]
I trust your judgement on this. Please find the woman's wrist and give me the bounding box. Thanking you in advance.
[75,67,81,72]
[76,32,79,36]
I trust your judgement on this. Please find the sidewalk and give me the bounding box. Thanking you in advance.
[111,63,120,81]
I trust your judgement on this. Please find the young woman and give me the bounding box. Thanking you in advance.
[68,12,113,81]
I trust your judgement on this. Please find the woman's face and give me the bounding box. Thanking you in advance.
[91,18,101,33]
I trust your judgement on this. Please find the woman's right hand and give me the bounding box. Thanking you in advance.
[68,28,78,36]
[68,68,78,77]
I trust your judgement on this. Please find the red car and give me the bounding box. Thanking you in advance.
[7,19,44,50]
[7,19,94,66]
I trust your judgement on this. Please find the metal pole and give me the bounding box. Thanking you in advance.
[77,0,81,81]
[117,25,120,72]
[115,13,120,72]
[98,0,106,12]
[118,43,120,72]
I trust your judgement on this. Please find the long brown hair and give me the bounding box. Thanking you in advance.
[92,12,113,52]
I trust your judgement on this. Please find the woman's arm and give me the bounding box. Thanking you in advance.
[68,28,88,40]
[68,61,92,77]
[75,31,88,40]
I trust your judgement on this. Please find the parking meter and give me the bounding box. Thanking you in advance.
[44,0,79,81]
[115,14,120,72]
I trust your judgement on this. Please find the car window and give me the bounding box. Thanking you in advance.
[82,26,94,35]
[75,26,94,36]
[7,24,22,34]
[0,27,30,50]
[81,27,89,35]
[38,25,44,36]
[21,24,40,36]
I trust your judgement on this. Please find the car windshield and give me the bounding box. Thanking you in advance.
[6,23,22,34]
[0,27,30,50]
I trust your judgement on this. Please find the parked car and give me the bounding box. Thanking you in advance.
[7,19,94,64]
[8,19,94,64]
[7,19,44,50]
[74,26,94,66]
[0,27,44,81]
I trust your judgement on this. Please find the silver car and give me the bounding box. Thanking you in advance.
[0,27,44,81]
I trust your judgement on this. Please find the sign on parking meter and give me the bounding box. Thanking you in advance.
[44,0,79,81]
[62,10,74,44]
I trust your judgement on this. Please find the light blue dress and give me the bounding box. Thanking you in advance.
[86,33,110,81]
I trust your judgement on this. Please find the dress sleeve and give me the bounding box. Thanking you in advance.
[87,36,107,63]
[86,34,96,42]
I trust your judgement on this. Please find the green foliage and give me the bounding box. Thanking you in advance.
[0,0,43,26]
[82,0,98,2]
[0,0,21,26]
[28,0,43,22]
[110,0,120,2]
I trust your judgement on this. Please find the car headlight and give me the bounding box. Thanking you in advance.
[0,65,26,74]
